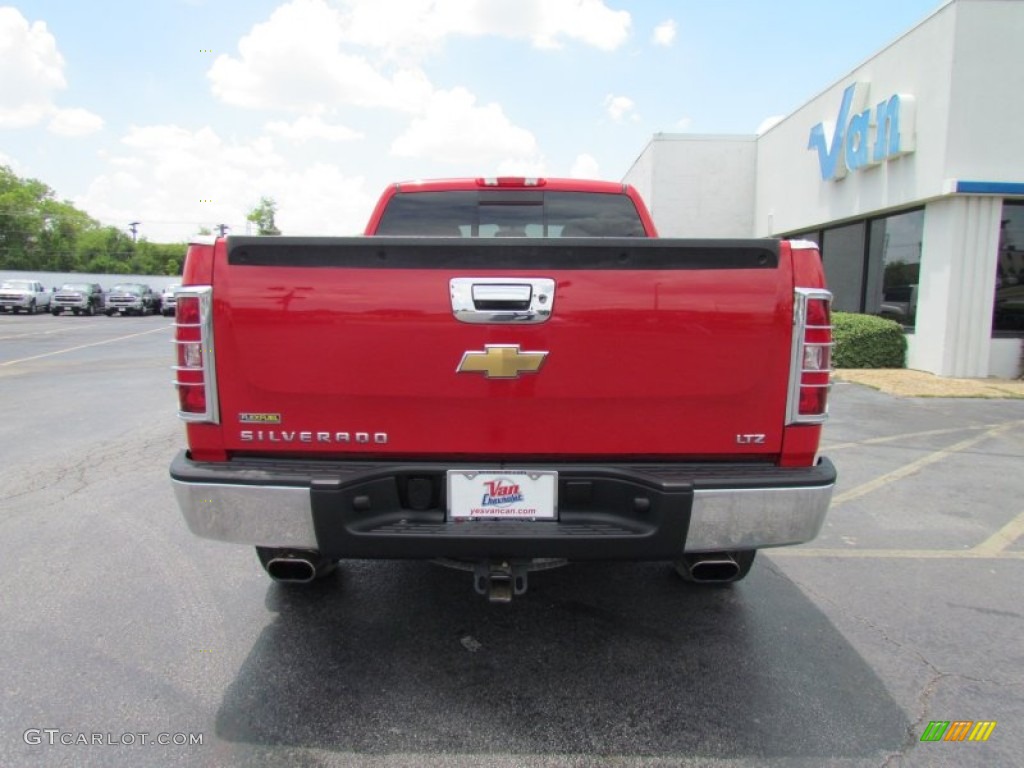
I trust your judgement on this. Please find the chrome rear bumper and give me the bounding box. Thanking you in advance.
[171,452,835,556]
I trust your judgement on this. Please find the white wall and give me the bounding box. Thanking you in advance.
[623,142,655,222]
[624,135,757,237]
[909,336,1023,378]
[945,1,1024,183]
[910,196,1002,376]
[988,338,1023,379]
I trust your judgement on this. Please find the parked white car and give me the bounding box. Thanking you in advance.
[161,284,181,316]
[0,280,52,314]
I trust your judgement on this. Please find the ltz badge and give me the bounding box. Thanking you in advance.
[456,344,548,379]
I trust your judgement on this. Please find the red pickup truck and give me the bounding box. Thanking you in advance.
[170,177,835,600]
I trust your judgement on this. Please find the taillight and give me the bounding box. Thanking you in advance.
[787,288,833,424]
[173,286,218,423]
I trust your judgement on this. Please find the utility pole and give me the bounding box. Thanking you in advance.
[216,223,230,237]
[128,221,141,242]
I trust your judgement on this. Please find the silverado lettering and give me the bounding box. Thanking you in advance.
[169,177,837,601]
[239,430,388,444]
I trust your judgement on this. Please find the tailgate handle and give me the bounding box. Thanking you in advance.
[471,283,532,310]
[451,277,555,324]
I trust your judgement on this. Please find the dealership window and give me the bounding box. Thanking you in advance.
[864,209,924,328]
[994,201,1024,333]
[819,222,866,312]
[787,211,922,327]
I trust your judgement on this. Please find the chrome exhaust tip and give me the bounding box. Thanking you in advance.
[257,547,336,584]
[265,556,317,583]
[677,553,741,583]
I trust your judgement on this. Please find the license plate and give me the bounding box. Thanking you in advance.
[447,470,558,520]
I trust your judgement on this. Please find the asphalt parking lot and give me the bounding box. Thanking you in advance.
[1,312,1022,768]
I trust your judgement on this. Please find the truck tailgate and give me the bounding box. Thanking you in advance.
[211,237,793,458]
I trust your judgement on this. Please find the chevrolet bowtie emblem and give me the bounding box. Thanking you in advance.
[456,344,548,379]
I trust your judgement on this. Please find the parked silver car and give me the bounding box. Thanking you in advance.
[161,284,181,316]
[0,280,52,314]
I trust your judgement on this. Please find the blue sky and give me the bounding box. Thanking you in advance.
[2,0,944,241]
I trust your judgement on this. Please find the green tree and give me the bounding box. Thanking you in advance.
[0,166,57,269]
[75,226,135,273]
[0,165,97,270]
[0,164,189,275]
[131,240,185,275]
[246,196,281,235]
[38,201,97,271]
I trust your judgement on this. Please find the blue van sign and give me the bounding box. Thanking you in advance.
[808,83,915,181]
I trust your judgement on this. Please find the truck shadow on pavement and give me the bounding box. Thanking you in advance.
[215,558,908,760]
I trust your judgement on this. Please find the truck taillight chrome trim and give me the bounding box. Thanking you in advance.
[173,285,219,423]
[786,288,833,425]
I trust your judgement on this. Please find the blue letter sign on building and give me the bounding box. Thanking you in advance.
[808,83,915,181]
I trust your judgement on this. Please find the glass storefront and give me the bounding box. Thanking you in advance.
[820,223,865,313]
[789,207,924,328]
[789,202,1024,343]
[865,210,923,328]
[995,202,1024,332]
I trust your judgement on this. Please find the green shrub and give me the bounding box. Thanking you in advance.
[832,312,907,368]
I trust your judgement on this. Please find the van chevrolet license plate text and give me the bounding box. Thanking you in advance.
[447,470,558,521]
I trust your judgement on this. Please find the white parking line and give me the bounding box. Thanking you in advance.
[822,423,1005,452]
[0,324,98,341]
[972,509,1024,556]
[779,426,1024,560]
[771,548,1024,559]
[0,325,171,367]
[830,422,1019,507]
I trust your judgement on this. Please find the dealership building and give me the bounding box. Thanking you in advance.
[624,0,1023,378]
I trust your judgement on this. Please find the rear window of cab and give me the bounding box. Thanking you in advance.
[374,190,647,237]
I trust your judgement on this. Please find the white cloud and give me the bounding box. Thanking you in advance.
[604,94,638,123]
[0,8,102,133]
[653,19,677,47]
[390,87,539,167]
[208,0,631,113]
[570,154,601,179]
[0,8,65,127]
[206,0,622,183]
[265,115,362,142]
[252,163,374,236]
[339,0,631,55]
[508,0,631,51]
[495,157,548,178]
[675,116,693,131]
[757,115,785,134]
[207,0,432,112]
[47,107,104,136]
[79,124,375,241]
